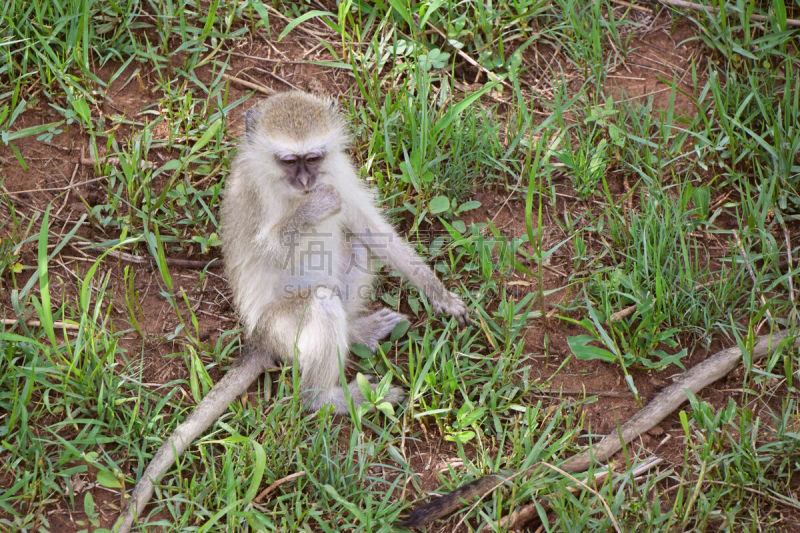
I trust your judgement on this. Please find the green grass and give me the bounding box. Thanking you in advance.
[1,0,799,531]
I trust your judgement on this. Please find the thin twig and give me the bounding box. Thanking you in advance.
[659,0,800,27]
[2,176,107,195]
[253,66,304,92]
[254,471,306,502]
[221,72,275,95]
[537,388,634,398]
[609,303,637,322]
[2,318,81,331]
[425,23,514,94]
[262,3,332,39]
[80,156,158,169]
[610,0,653,13]
[103,249,220,269]
[482,458,663,532]
[544,462,623,533]
[783,228,795,305]
[54,160,81,218]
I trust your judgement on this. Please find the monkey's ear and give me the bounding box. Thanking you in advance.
[245,107,261,139]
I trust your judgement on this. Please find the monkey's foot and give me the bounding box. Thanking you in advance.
[311,378,405,414]
[349,376,406,407]
[381,384,406,406]
[349,309,408,351]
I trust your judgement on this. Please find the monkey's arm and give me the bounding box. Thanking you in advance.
[115,350,268,533]
[347,204,467,322]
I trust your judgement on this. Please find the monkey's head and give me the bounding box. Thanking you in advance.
[243,91,348,192]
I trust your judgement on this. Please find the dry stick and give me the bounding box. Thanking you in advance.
[610,0,653,13]
[562,329,795,472]
[80,156,158,169]
[451,466,547,532]
[55,161,81,219]
[544,462,623,533]
[484,457,663,533]
[449,459,572,532]
[609,303,637,322]
[783,228,796,305]
[254,471,306,503]
[399,476,503,529]
[104,249,220,269]
[659,0,800,28]
[425,23,515,95]
[537,388,634,398]
[2,318,81,331]
[2,176,107,195]
[479,471,607,533]
[401,329,796,528]
[262,2,332,39]
[253,66,305,92]
[221,72,275,96]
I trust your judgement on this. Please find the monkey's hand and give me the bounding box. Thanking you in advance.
[280,184,342,237]
[303,183,341,222]
[432,289,468,325]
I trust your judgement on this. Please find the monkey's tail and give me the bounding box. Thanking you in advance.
[114,349,270,533]
[396,475,501,529]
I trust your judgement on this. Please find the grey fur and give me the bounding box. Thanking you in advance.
[244,107,261,139]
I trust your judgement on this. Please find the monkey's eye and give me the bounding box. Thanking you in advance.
[305,154,322,164]
[277,155,298,165]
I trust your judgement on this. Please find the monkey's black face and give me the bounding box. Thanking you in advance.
[277,152,325,191]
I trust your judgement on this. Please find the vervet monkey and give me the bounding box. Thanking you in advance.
[115,91,468,532]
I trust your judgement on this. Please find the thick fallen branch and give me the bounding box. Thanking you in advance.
[562,328,794,472]
[398,328,796,528]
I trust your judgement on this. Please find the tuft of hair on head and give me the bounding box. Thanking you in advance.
[244,91,349,154]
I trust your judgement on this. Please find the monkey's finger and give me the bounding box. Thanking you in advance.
[448,295,470,327]
[453,308,471,327]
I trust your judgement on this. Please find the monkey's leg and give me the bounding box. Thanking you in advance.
[293,287,356,413]
[348,308,408,351]
[294,288,404,412]
[115,350,268,533]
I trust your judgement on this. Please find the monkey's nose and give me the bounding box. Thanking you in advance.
[301,174,317,191]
